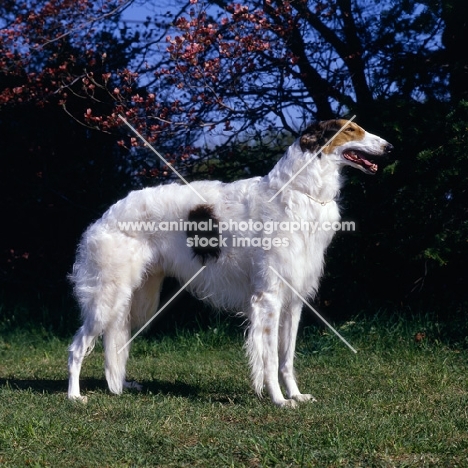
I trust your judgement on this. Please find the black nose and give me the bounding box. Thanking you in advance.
[385,143,394,153]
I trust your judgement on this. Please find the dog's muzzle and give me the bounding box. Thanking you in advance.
[384,143,394,154]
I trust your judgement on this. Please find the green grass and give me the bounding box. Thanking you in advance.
[1,312,468,467]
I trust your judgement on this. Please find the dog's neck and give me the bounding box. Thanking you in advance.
[265,141,342,203]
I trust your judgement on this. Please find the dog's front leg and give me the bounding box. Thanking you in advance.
[247,292,298,408]
[279,299,316,403]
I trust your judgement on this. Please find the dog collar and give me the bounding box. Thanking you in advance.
[305,193,335,206]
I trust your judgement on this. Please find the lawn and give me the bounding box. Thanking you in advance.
[0,310,467,467]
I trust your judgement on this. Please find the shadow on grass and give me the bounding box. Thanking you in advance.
[0,377,70,393]
[0,377,201,399]
[141,379,200,399]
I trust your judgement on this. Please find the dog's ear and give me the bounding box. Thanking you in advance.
[300,120,342,154]
[299,122,322,153]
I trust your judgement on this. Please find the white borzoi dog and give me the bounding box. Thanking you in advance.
[68,119,393,407]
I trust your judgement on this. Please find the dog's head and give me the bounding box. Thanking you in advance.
[300,119,393,174]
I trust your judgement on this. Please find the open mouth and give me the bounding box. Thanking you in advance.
[343,150,378,174]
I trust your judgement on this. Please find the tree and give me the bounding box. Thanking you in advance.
[0,0,453,154]
[1,0,467,308]
[441,0,468,101]
[0,1,142,297]
[104,0,450,169]
[390,102,468,303]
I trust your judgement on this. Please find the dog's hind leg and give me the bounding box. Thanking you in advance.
[130,271,165,331]
[279,299,316,403]
[103,270,165,394]
[68,278,134,400]
[116,271,165,392]
[68,320,102,402]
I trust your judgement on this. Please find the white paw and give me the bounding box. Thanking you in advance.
[291,393,317,403]
[276,398,299,409]
[123,380,143,392]
[68,395,88,404]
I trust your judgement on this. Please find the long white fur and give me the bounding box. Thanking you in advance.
[68,120,391,407]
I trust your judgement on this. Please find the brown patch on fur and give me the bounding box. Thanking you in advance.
[264,327,271,335]
[300,119,365,155]
[186,204,221,264]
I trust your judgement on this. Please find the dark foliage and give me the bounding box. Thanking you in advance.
[1,0,467,330]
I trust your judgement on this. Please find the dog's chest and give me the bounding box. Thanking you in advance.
[302,201,340,253]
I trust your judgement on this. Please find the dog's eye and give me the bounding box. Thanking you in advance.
[345,127,355,133]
